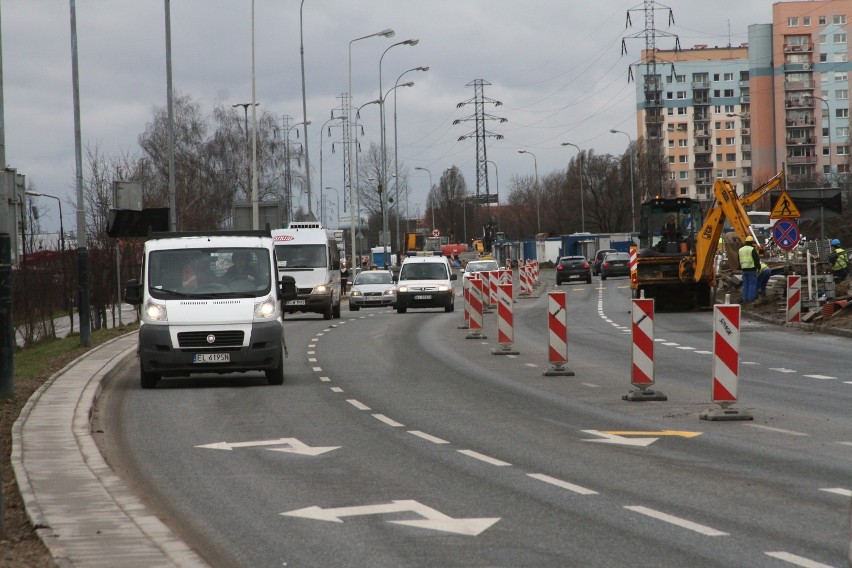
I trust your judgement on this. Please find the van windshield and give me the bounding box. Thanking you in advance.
[148,248,271,298]
[275,244,327,269]
[399,262,448,280]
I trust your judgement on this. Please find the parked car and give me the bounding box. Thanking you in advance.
[348,270,396,311]
[599,251,631,280]
[591,248,617,276]
[555,256,592,285]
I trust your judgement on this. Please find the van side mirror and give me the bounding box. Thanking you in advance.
[392,274,398,283]
[123,279,142,306]
[280,275,297,302]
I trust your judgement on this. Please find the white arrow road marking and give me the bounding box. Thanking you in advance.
[764,551,834,568]
[281,500,500,536]
[195,438,339,456]
[581,430,658,447]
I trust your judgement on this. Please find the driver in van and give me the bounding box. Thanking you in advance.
[224,251,256,282]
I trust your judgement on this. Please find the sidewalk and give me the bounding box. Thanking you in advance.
[10,332,208,567]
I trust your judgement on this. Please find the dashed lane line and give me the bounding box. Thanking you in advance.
[624,506,728,537]
[373,414,405,427]
[764,551,834,568]
[744,424,808,437]
[458,450,511,467]
[346,399,371,411]
[819,488,852,497]
[408,431,450,445]
[527,473,598,495]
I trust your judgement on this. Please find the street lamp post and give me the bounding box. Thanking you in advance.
[324,187,340,229]
[353,99,382,261]
[298,0,313,218]
[518,150,539,234]
[807,94,831,240]
[486,159,499,230]
[378,38,419,268]
[25,192,64,253]
[561,142,585,232]
[610,129,636,233]
[393,66,429,255]
[348,28,395,271]
[232,102,259,200]
[415,167,433,231]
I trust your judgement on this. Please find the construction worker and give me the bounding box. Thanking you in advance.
[829,238,848,282]
[757,259,772,298]
[738,236,760,303]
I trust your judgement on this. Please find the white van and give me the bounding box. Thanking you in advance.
[271,221,342,320]
[394,254,457,313]
[122,230,296,389]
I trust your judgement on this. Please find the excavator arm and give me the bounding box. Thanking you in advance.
[686,172,784,283]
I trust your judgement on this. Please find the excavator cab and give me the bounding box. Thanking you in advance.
[638,197,706,254]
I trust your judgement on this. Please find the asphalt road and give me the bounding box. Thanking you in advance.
[95,273,852,568]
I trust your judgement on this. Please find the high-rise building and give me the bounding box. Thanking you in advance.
[636,45,751,201]
[636,0,852,201]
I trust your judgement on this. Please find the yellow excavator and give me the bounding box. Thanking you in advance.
[630,172,784,308]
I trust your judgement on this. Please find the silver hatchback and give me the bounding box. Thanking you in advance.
[348,270,397,311]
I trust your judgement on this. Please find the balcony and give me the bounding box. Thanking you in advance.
[787,136,815,145]
[784,62,814,72]
[785,80,815,90]
[784,42,813,53]
[692,80,710,89]
[741,127,751,135]
[785,98,814,108]
[740,95,751,104]
[739,79,750,88]
[694,144,711,153]
[741,144,752,152]
[645,115,665,124]
[694,97,711,106]
[694,160,714,169]
[786,118,815,127]
[787,155,818,164]
[694,129,711,138]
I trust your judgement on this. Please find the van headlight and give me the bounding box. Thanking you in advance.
[436,284,450,292]
[254,295,277,320]
[311,284,329,295]
[398,285,409,293]
[143,299,168,322]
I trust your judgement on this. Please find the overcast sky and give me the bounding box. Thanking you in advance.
[3,0,772,232]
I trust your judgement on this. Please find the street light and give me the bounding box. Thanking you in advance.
[806,94,831,240]
[324,187,340,229]
[610,129,636,233]
[348,28,395,272]
[298,0,313,218]
[25,191,65,253]
[354,99,382,253]
[318,113,346,221]
[232,102,259,199]
[378,38,419,268]
[393,66,429,254]
[281,119,310,223]
[486,159,499,230]
[518,150,540,233]
[415,167,433,231]
[561,142,585,233]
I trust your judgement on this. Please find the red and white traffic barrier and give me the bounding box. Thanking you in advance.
[623,298,666,401]
[492,282,519,355]
[700,303,752,420]
[465,276,487,339]
[488,270,499,310]
[518,265,531,296]
[543,290,574,376]
[786,275,801,324]
[458,274,472,329]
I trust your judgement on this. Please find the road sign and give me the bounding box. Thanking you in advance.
[432,229,440,237]
[773,218,800,250]
[770,190,801,219]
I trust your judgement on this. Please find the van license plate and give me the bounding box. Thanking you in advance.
[286,299,306,306]
[193,353,230,363]
[414,294,432,300]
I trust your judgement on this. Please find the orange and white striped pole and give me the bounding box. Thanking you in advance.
[786,275,801,324]
[700,303,753,420]
[518,265,530,297]
[492,282,519,355]
[623,298,667,401]
[465,276,487,339]
[543,290,574,376]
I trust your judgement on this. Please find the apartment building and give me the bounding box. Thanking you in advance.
[636,46,751,201]
[636,0,852,200]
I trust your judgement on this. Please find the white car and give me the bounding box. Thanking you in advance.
[395,255,457,313]
[463,259,500,277]
[348,270,396,311]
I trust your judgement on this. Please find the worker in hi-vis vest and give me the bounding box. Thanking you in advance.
[738,236,760,304]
